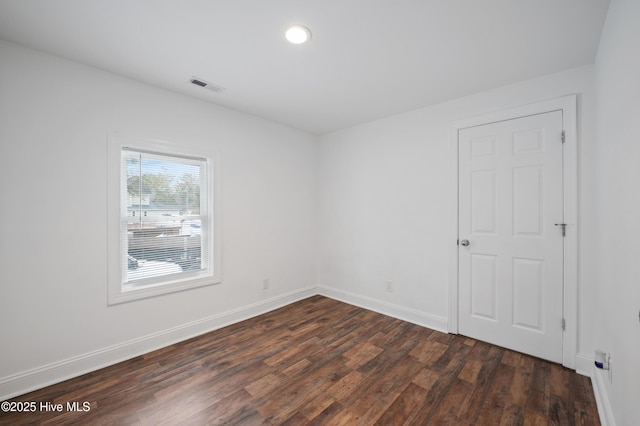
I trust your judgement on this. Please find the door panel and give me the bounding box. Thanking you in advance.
[458,111,564,363]
[470,253,497,320]
[513,166,543,236]
[512,257,543,331]
[471,170,496,234]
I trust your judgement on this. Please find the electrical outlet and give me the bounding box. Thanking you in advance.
[385,280,393,293]
[263,278,270,290]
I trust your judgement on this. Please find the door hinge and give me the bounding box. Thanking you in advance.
[562,318,566,331]
[554,223,567,237]
[561,130,565,143]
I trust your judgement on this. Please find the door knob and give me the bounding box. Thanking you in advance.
[460,239,470,246]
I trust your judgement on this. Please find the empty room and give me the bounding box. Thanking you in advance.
[0,0,638,424]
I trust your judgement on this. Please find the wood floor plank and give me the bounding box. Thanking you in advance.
[1,296,600,426]
[458,357,483,384]
[244,373,283,398]
[454,345,506,422]
[299,390,335,421]
[341,355,424,422]
[428,377,474,424]
[408,337,449,365]
[343,342,384,369]
[549,363,571,400]
[325,370,364,401]
[475,363,516,424]
[499,403,525,426]
[373,382,428,426]
[548,394,572,426]
[403,339,477,423]
[256,355,348,423]
[526,360,552,420]
[305,400,344,425]
[412,367,440,391]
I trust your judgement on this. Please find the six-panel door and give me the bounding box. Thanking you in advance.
[458,111,564,363]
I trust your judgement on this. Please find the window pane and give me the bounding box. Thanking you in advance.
[123,150,206,284]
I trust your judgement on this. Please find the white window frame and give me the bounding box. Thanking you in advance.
[107,133,221,305]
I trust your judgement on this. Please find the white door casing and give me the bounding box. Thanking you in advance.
[458,111,563,363]
[449,95,578,369]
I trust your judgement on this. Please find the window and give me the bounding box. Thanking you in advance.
[108,135,220,304]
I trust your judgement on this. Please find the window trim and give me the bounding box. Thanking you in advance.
[107,133,222,305]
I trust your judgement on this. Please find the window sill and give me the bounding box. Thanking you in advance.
[108,273,221,305]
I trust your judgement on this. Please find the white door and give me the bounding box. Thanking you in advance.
[458,111,564,363]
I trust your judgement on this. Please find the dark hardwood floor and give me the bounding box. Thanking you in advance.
[1,296,599,425]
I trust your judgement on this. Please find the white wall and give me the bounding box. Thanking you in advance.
[593,0,640,424]
[0,40,318,398]
[317,66,598,367]
[0,23,619,413]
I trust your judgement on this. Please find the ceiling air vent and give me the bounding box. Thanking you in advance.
[190,77,225,93]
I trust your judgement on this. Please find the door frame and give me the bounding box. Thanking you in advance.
[448,95,578,369]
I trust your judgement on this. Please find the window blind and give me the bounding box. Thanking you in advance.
[121,149,208,284]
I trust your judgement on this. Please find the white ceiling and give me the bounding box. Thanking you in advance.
[0,0,610,135]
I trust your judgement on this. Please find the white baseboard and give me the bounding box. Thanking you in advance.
[578,353,616,426]
[591,365,616,426]
[317,285,448,333]
[0,286,317,402]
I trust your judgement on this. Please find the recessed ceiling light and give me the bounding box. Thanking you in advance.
[285,25,311,44]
